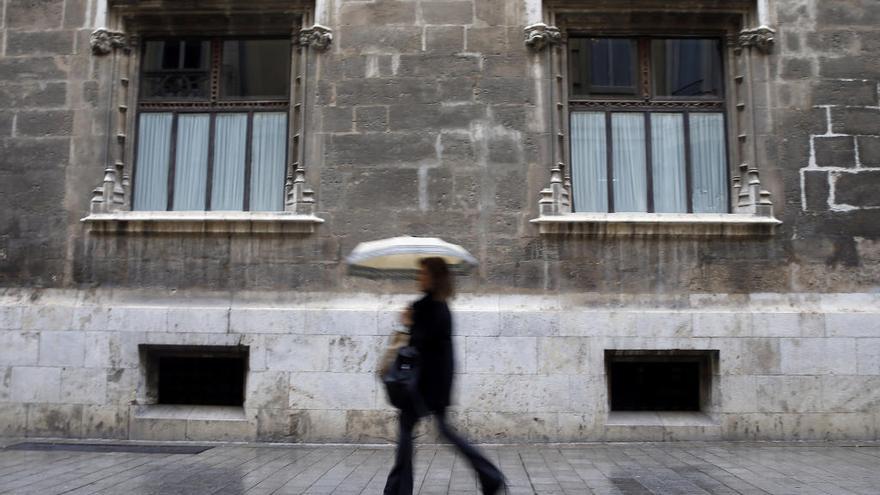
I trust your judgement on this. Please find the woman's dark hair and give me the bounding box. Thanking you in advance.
[420,257,454,301]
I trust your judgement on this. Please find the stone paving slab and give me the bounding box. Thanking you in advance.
[0,440,878,494]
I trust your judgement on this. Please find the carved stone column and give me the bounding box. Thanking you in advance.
[525,23,571,216]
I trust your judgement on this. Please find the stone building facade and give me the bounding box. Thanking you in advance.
[0,0,878,442]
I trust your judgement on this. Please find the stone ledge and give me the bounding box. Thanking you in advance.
[81,211,324,234]
[530,213,781,236]
[133,405,247,421]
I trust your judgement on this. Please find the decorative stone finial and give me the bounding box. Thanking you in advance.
[299,24,333,50]
[90,28,128,55]
[738,26,775,53]
[524,23,562,50]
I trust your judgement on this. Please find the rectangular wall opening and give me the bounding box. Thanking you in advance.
[605,350,718,412]
[141,345,248,407]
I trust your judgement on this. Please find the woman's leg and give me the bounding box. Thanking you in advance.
[435,410,504,494]
[384,409,419,495]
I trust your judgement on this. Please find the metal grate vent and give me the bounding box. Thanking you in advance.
[4,442,213,455]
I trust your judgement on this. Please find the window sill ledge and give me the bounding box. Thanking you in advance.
[530,213,781,236]
[81,211,324,234]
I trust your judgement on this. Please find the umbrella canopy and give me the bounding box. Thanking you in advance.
[345,236,478,279]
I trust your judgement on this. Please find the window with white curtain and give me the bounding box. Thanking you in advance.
[568,37,729,214]
[132,38,290,212]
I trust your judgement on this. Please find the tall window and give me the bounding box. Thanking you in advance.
[133,38,291,212]
[568,37,729,213]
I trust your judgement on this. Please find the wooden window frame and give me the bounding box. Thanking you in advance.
[568,35,730,214]
[131,36,291,212]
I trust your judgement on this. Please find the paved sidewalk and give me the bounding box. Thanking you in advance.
[0,439,878,495]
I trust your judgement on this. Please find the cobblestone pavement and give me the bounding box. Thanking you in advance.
[0,440,878,495]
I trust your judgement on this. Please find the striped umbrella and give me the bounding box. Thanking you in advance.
[345,236,478,279]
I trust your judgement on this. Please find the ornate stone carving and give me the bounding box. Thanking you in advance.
[299,24,333,50]
[524,23,562,50]
[285,167,317,216]
[90,161,129,214]
[90,28,128,55]
[738,26,775,53]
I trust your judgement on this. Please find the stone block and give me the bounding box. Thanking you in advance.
[307,309,379,335]
[354,106,388,132]
[344,168,420,210]
[21,305,74,331]
[388,103,485,131]
[715,338,781,375]
[719,375,757,413]
[780,338,857,375]
[802,169,830,211]
[0,332,39,365]
[129,416,187,441]
[328,335,383,373]
[835,171,880,208]
[289,372,376,410]
[465,336,536,374]
[476,78,530,105]
[6,30,75,55]
[344,409,397,442]
[857,338,880,374]
[265,335,330,372]
[693,312,751,337]
[105,368,139,405]
[752,312,825,337]
[339,26,423,53]
[457,374,568,412]
[755,376,823,413]
[832,107,880,136]
[322,106,354,133]
[816,0,880,27]
[449,310,497,337]
[39,332,85,366]
[466,27,507,54]
[499,310,559,337]
[229,308,306,334]
[780,58,814,80]
[6,0,64,29]
[437,78,475,103]
[821,376,880,413]
[568,375,605,413]
[245,370,289,408]
[60,367,107,404]
[167,307,228,333]
[557,311,613,336]
[0,306,22,330]
[826,313,880,337]
[15,110,74,136]
[0,82,67,109]
[537,337,589,374]
[396,53,481,78]
[339,1,417,26]
[814,136,856,168]
[27,404,83,438]
[82,405,129,439]
[12,366,61,402]
[465,412,558,442]
[426,26,464,52]
[557,412,602,441]
[0,367,9,402]
[858,136,880,166]
[812,80,878,107]
[0,57,67,82]
[328,133,437,165]
[0,404,28,437]
[421,1,474,25]
[112,307,168,333]
[186,419,256,441]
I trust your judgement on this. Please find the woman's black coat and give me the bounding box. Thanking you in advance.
[409,291,454,412]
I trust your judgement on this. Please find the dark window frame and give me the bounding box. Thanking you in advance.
[568,34,731,214]
[131,36,291,212]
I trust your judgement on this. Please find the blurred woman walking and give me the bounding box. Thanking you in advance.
[384,257,504,495]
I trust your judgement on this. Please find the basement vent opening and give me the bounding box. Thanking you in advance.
[141,345,248,407]
[605,350,718,412]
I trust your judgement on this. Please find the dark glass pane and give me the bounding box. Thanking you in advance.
[652,39,723,97]
[221,40,291,99]
[141,40,210,99]
[587,38,636,94]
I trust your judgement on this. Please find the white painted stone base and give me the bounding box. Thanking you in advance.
[1,289,878,442]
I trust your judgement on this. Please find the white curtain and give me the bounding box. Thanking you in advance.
[650,113,687,213]
[249,113,287,211]
[211,113,248,211]
[172,114,210,211]
[690,113,728,213]
[133,113,173,211]
[611,113,647,212]
[570,112,608,212]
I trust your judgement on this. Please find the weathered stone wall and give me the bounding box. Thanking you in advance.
[1,290,878,442]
